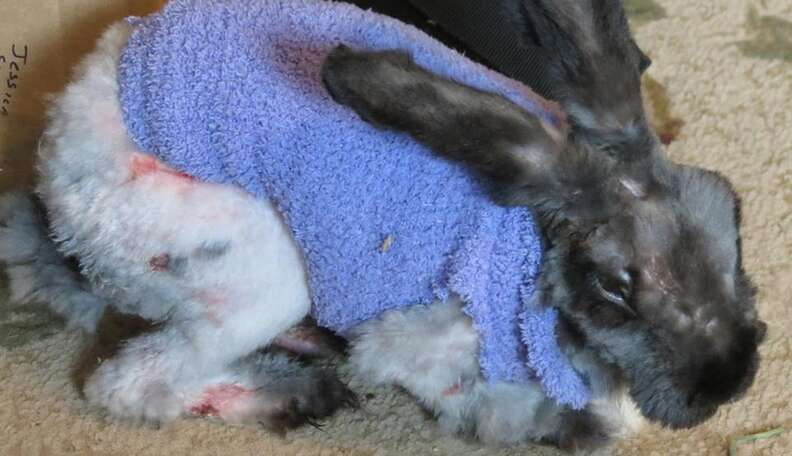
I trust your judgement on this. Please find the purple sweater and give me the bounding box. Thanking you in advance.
[117,0,589,409]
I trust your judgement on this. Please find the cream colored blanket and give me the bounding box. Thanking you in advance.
[0,0,790,454]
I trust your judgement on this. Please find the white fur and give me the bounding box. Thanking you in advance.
[351,298,550,443]
[35,23,313,422]
[0,21,643,445]
[351,299,644,445]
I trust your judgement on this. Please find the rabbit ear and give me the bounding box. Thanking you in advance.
[321,46,609,220]
[675,165,742,269]
[518,0,655,160]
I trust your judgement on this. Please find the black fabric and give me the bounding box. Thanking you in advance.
[406,0,556,99]
[341,0,651,101]
[342,0,555,98]
[340,0,487,62]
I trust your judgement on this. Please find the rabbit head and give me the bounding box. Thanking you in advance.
[321,0,765,431]
[534,135,765,429]
[508,0,767,428]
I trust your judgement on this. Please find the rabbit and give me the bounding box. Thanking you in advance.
[321,0,767,447]
[0,0,765,453]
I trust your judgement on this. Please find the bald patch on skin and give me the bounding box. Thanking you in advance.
[642,256,674,295]
[619,177,646,199]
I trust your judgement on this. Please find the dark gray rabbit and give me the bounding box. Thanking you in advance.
[322,0,765,447]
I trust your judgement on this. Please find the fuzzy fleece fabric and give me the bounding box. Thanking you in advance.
[116,0,588,409]
[0,0,790,455]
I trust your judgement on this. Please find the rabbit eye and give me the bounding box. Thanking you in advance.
[594,270,635,314]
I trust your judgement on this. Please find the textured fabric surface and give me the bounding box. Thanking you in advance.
[1,0,791,454]
[116,0,588,407]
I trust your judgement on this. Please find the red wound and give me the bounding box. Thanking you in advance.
[149,253,170,271]
[188,384,253,417]
[130,154,195,182]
